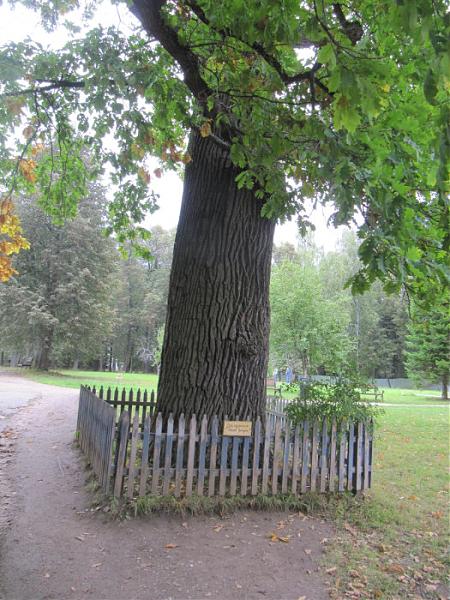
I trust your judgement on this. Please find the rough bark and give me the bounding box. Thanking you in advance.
[157,131,275,422]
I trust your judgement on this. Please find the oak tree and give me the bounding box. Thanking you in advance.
[0,0,448,419]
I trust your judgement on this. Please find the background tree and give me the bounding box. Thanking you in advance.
[111,226,174,372]
[0,0,448,420]
[405,292,450,400]
[270,243,353,376]
[0,187,118,368]
[320,232,409,379]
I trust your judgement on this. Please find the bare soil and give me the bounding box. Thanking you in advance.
[0,372,333,600]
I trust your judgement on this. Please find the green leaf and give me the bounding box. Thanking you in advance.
[424,69,438,105]
[317,44,336,68]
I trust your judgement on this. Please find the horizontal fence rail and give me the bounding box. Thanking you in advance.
[77,386,373,500]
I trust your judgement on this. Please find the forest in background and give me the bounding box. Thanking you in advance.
[0,188,424,384]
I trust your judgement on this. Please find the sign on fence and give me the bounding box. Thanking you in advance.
[223,420,252,436]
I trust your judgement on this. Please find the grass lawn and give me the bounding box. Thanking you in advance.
[326,404,449,599]
[18,368,449,405]
[17,368,159,392]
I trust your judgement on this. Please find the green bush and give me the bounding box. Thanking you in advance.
[284,379,382,424]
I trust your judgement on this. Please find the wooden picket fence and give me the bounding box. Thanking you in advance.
[77,386,373,500]
[77,386,116,493]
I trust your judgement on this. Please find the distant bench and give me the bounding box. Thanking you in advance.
[361,387,384,402]
[266,378,282,398]
[17,359,33,368]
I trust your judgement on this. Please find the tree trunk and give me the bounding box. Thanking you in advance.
[37,331,53,370]
[157,131,275,423]
[442,372,449,400]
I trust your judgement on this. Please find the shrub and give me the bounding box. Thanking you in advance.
[284,379,382,425]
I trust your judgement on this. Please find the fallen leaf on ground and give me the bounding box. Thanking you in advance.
[304,548,312,555]
[268,532,290,543]
[384,563,405,575]
[165,543,178,549]
[213,525,224,532]
[343,523,358,537]
[325,567,337,574]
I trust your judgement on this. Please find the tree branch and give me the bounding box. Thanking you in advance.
[131,0,212,106]
[185,0,333,96]
[332,3,363,46]
[1,79,85,99]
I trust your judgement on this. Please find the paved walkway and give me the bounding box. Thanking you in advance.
[0,373,332,600]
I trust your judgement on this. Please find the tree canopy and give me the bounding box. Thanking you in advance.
[0,0,448,296]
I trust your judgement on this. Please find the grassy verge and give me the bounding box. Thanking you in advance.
[18,368,159,392]
[325,405,449,599]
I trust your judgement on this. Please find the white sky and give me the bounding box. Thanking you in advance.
[0,1,351,251]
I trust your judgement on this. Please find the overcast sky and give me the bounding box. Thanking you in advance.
[0,1,352,250]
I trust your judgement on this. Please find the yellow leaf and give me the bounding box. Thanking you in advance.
[200,120,212,137]
[268,532,290,543]
[138,168,151,185]
[0,197,29,282]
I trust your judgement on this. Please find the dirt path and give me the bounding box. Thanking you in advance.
[0,373,332,600]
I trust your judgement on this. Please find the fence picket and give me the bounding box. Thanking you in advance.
[135,388,142,429]
[230,436,240,496]
[127,412,140,499]
[197,415,208,496]
[241,436,250,496]
[261,419,271,494]
[320,419,328,492]
[329,419,337,493]
[251,417,261,495]
[208,416,219,497]
[174,414,185,497]
[272,419,282,495]
[151,414,163,494]
[162,414,174,496]
[338,421,347,492]
[347,422,355,491]
[186,415,197,496]
[120,387,126,417]
[281,424,290,493]
[219,435,230,496]
[139,414,151,496]
[310,420,319,492]
[356,421,363,491]
[363,422,370,490]
[142,390,148,425]
[114,411,130,499]
[291,425,300,495]
[301,420,310,493]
